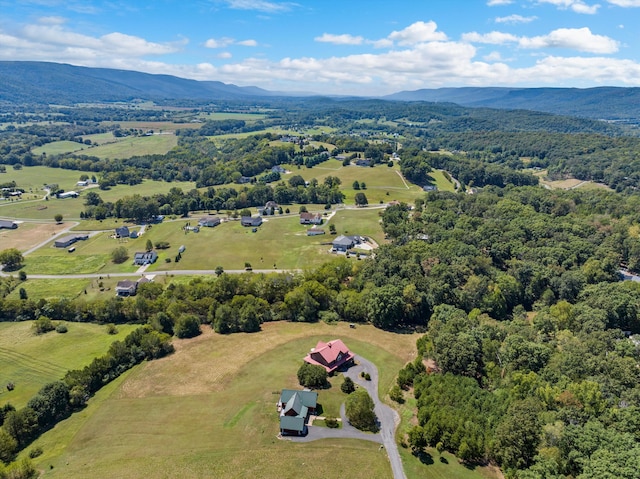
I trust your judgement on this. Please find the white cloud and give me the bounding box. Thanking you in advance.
[388,21,447,45]
[606,0,640,5]
[315,33,364,45]
[220,0,293,12]
[462,31,519,44]
[217,52,232,59]
[205,37,235,48]
[37,16,67,25]
[237,39,257,47]
[536,0,600,14]
[484,51,505,61]
[520,27,619,53]
[495,14,537,23]
[487,0,514,4]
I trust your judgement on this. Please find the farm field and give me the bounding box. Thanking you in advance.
[329,207,387,245]
[0,165,90,193]
[28,322,419,479]
[0,321,139,410]
[79,133,178,159]
[32,140,86,156]
[93,178,196,203]
[0,221,69,252]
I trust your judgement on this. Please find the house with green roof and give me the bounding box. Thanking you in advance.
[278,389,318,436]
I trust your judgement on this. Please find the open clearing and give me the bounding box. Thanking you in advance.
[24,321,496,479]
[0,221,68,252]
[29,322,416,479]
[0,321,139,410]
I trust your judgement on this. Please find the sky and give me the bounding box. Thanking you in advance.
[1,0,640,96]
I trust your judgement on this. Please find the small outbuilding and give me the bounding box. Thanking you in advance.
[241,216,263,227]
[0,220,17,230]
[54,234,89,248]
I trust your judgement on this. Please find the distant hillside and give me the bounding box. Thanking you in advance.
[384,86,640,121]
[0,61,275,105]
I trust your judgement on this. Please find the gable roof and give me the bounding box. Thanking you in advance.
[303,339,354,373]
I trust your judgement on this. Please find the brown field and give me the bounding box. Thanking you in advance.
[118,321,418,400]
[0,221,70,252]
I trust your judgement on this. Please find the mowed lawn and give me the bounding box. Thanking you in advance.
[146,215,342,271]
[30,322,418,479]
[0,321,139,410]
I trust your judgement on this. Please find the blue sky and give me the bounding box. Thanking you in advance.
[1,0,640,95]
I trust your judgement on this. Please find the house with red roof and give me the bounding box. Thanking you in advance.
[303,339,355,374]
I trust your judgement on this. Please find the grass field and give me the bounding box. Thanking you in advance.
[0,166,90,193]
[32,141,86,156]
[27,322,419,479]
[93,179,196,203]
[282,160,425,205]
[147,214,344,271]
[4,278,94,301]
[80,134,178,159]
[0,321,139,410]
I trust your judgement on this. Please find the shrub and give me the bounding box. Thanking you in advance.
[297,362,328,389]
[55,323,68,334]
[389,384,404,403]
[341,376,356,394]
[32,316,55,335]
[105,323,118,335]
[28,446,43,459]
[324,416,339,428]
[154,241,170,249]
[110,246,129,264]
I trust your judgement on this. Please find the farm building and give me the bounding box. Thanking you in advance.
[0,220,18,230]
[299,212,323,225]
[198,215,221,228]
[307,228,325,236]
[54,234,89,248]
[304,339,354,374]
[278,389,317,436]
[241,216,263,227]
[57,191,79,199]
[133,251,158,266]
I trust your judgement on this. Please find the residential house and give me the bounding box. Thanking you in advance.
[278,389,318,436]
[54,234,89,248]
[115,276,151,297]
[0,220,18,230]
[331,235,360,252]
[304,339,355,374]
[133,251,158,266]
[306,228,325,236]
[271,165,287,174]
[355,158,372,167]
[422,185,437,191]
[198,215,221,227]
[259,201,279,216]
[115,226,130,238]
[299,212,323,225]
[241,216,263,227]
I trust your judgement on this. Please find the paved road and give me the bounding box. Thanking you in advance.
[287,354,406,479]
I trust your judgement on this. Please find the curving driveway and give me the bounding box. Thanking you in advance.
[287,354,406,479]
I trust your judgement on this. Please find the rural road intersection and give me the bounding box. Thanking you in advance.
[288,354,407,479]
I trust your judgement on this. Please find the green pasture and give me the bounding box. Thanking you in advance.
[0,197,83,221]
[32,141,86,156]
[0,321,138,410]
[28,322,416,479]
[93,179,196,203]
[198,112,268,121]
[23,228,158,275]
[103,121,203,131]
[428,169,457,192]
[283,160,425,205]
[80,133,178,159]
[146,214,336,271]
[0,166,90,193]
[5,278,92,301]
